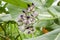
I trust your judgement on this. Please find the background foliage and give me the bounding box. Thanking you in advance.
[0,0,60,40]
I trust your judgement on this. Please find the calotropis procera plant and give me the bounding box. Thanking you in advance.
[0,0,60,40]
[17,3,38,34]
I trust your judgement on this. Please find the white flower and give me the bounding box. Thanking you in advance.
[32,11,38,17]
[18,24,25,32]
[30,5,35,11]
[27,7,31,12]
[27,4,35,12]
[23,20,27,24]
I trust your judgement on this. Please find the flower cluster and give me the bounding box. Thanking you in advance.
[17,3,38,34]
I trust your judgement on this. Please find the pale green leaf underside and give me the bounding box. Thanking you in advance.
[55,33,60,40]
[24,28,60,40]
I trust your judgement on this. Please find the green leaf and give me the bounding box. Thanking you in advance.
[24,28,60,40]
[44,0,54,7]
[6,4,22,20]
[0,7,8,13]
[47,7,57,17]
[33,20,53,27]
[55,33,60,40]
[22,0,43,8]
[54,18,60,25]
[3,0,31,8]
[0,1,1,5]
[54,6,60,12]
[47,23,60,30]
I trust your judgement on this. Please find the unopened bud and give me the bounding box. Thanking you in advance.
[22,10,25,13]
[27,4,30,7]
[26,16,30,19]
[32,3,34,5]
[20,15,23,17]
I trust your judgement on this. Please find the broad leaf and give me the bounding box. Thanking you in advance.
[24,28,60,40]
[44,0,54,7]
[55,33,60,40]
[3,0,31,8]
[6,4,22,20]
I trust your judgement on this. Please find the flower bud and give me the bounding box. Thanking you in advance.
[26,27,30,29]
[20,15,23,18]
[32,3,34,5]
[22,10,25,13]
[24,29,31,34]
[27,4,30,7]
[26,16,30,19]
